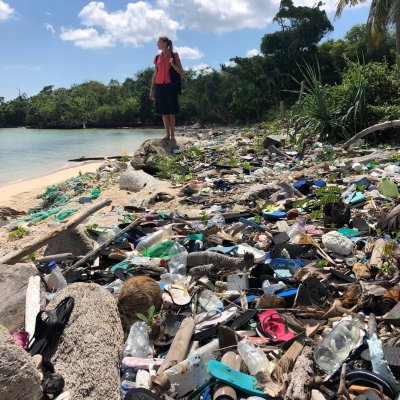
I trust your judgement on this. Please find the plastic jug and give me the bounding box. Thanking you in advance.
[123,322,153,359]
[237,339,270,383]
[44,261,67,291]
[135,225,174,254]
[313,313,365,371]
[168,241,188,275]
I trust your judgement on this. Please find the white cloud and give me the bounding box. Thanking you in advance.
[189,63,213,75]
[3,65,42,72]
[246,48,259,57]
[44,23,55,34]
[174,46,203,60]
[0,0,14,21]
[223,60,236,67]
[61,1,181,49]
[157,0,277,33]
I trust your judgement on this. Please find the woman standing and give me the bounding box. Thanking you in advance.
[150,36,183,142]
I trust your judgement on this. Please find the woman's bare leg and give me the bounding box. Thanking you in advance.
[162,115,171,140]
[169,115,176,141]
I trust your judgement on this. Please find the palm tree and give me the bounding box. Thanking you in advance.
[336,0,400,55]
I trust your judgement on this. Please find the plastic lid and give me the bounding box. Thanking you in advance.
[48,261,57,269]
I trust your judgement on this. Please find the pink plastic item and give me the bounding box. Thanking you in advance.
[12,331,29,349]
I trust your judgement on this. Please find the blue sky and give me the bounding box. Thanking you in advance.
[0,0,370,101]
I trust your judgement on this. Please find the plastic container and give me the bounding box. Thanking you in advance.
[313,313,365,372]
[135,225,174,254]
[237,339,270,379]
[286,220,306,244]
[207,213,226,228]
[44,261,67,291]
[123,322,153,359]
[262,280,287,294]
[168,241,188,275]
[197,289,224,312]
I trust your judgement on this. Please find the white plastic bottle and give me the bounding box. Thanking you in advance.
[135,225,174,254]
[44,261,67,291]
[314,313,365,371]
[197,289,224,312]
[237,339,270,383]
[287,220,306,243]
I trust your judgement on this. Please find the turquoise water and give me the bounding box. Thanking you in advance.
[0,128,163,186]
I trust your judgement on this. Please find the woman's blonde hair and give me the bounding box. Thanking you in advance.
[159,36,173,53]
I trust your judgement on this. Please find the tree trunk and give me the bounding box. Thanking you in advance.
[396,20,400,64]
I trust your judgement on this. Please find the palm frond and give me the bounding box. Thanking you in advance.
[336,0,368,18]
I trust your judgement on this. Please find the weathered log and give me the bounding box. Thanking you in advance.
[284,346,314,400]
[213,352,242,400]
[25,275,41,341]
[0,199,111,265]
[67,217,142,271]
[342,120,400,150]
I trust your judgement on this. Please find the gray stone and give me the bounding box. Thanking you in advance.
[263,134,284,149]
[0,263,43,332]
[0,325,43,400]
[119,169,159,192]
[49,283,124,400]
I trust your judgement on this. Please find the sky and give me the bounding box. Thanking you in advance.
[0,0,371,101]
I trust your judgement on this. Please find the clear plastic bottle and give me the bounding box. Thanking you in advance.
[262,280,287,294]
[123,322,153,359]
[197,289,224,312]
[120,368,137,398]
[127,255,162,267]
[168,241,188,276]
[44,261,67,291]
[314,313,365,372]
[135,225,174,254]
[237,339,270,382]
[287,220,306,244]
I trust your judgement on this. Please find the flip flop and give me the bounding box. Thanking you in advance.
[262,211,286,220]
[28,297,75,360]
[195,308,238,332]
[153,314,187,347]
[164,283,191,306]
[125,388,161,400]
[122,357,164,369]
[208,360,268,398]
[361,346,400,367]
[258,310,295,343]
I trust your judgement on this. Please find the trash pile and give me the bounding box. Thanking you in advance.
[2,132,400,400]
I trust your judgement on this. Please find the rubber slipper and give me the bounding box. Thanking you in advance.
[125,388,161,400]
[164,283,191,306]
[343,191,367,206]
[195,308,238,332]
[122,357,164,369]
[258,310,295,343]
[351,216,370,232]
[361,346,400,367]
[207,245,238,254]
[270,244,316,259]
[28,297,75,359]
[262,211,286,220]
[228,309,257,330]
[153,314,187,347]
[239,217,265,232]
[208,360,267,397]
[236,243,265,263]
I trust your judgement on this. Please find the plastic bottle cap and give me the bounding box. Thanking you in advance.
[48,261,57,269]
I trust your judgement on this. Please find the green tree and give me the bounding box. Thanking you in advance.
[336,0,400,56]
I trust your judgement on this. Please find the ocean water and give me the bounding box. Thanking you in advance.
[0,127,163,186]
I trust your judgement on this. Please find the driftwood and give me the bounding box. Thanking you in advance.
[68,155,127,162]
[67,218,142,271]
[0,199,111,265]
[284,346,314,400]
[342,120,400,150]
[213,351,242,400]
[25,276,41,341]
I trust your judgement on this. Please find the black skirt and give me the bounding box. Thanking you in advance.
[155,83,179,115]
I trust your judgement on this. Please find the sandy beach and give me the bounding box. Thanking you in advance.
[0,162,103,208]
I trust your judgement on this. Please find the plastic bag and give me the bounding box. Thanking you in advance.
[168,241,188,275]
[379,177,399,198]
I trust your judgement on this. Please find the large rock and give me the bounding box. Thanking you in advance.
[49,283,124,400]
[119,169,160,192]
[0,263,43,332]
[0,325,43,400]
[322,231,353,256]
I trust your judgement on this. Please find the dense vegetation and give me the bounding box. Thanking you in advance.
[0,0,399,141]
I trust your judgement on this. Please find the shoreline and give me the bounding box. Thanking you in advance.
[0,161,103,207]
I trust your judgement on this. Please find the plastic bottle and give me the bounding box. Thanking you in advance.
[197,289,224,312]
[237,339,270,383]
[313,313,365,372]
[168,241,188,276]
[207,213,226,228]
[135,225,174,254]
[286,220,306,244]
[123,322,153,359]
[44,261,67,291]
[120,368,137,398]
[127,255,162,267]
[262,280,287,294]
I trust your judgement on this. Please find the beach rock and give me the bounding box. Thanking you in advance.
[44,225,95,257]
[0,263,43,332]
[263,134,283,149]
[48,283,124,400]
[118,276,162,328]
[322,231,353,256]
[119,169,159,192]
[0,324,43,400]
